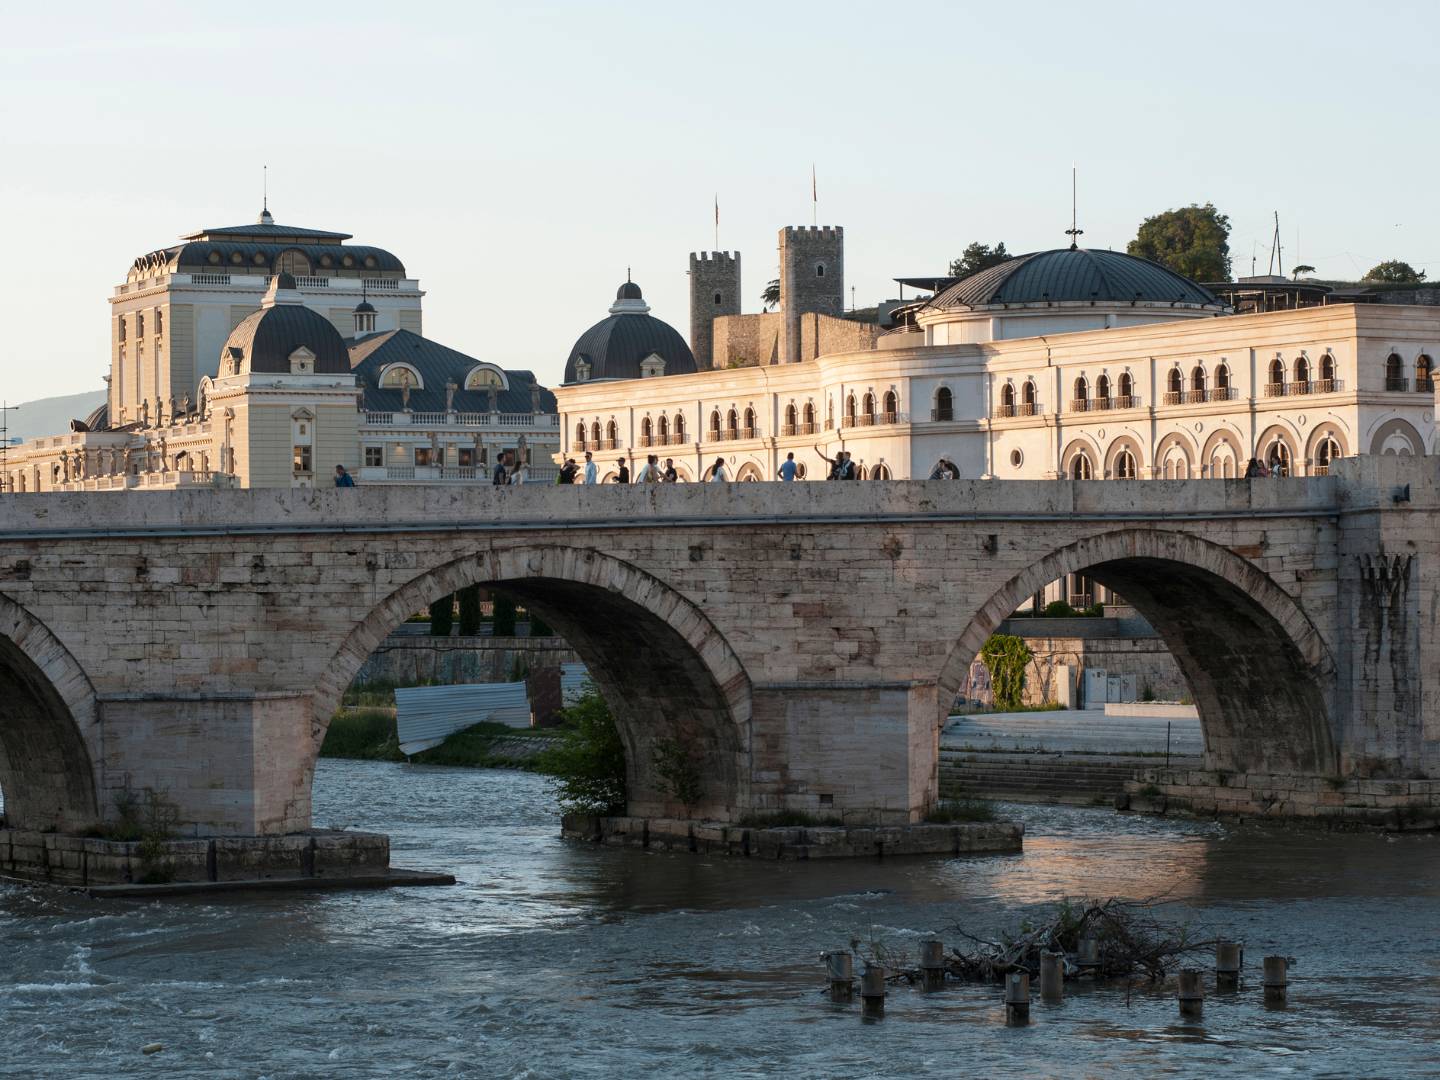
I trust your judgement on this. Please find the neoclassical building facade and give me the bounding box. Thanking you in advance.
[556,246,1437,485]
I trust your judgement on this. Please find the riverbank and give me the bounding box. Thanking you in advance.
[320,707,558,769]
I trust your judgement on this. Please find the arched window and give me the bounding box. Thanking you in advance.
[674,414,686,442]
[1417,354,1433,392]
[590,421,602,446]
[726,408,739,437]
[743,407,757,437]
[274,249,311,277]
[1191,365,1206,393]
[1071,454,1093,480]
[1022,380,1037,413]
[1314,434,1341,475]
[657,414,669,442]
[1386,353,1405,390]
[1073,376,1088,409]
[709,409,722,438]
[641,416,653,444]
[1319,354,1336,388]
[934,386,953,421]
[1096,374,1110,404]
[1269,358,1286,396]
[816,264,825,278]
[882,390,897,421]
[1114,449,1137,480]
[785,403,798,433]
[802,401,815,431]
[575,422,586,448]
[861,392,875,424]
[1118,372,1134,403]
[1166,368,1182,401]
[1000,383,1016,415]
[1215,363,1230,395]
[606,419,618,447]
[845,394,857,425]
[713,291,723,305]
[1294,355,1311,391]
[1266,440,1291,477]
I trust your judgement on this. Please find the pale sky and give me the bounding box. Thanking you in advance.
[3,1,1438,403]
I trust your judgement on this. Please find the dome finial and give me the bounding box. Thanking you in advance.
[1064,163,1084,251]
[257,164,274,225]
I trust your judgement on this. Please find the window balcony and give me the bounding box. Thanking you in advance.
[1264,382,1286,397]
[639,435,653,447]
[995,404,1016,418]
[1115,395,1138,408]
[1417,377,1434,393]
[879,411,898,424]
[799,422,816,435]
[931,407,953,421]
[782,424,796,437]
[1208,387,1236,401]
[602,439,617,450]
[742,427,757,439]
[1386,377,1409,392]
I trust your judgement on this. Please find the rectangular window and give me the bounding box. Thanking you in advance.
[457,447,474,467]
[414,447,433,467]
[364,446,384,467]
[293,445,312,474]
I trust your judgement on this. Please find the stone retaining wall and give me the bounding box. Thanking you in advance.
[561,813,1023,859]
[1122,768,1440,830]
[0,828,389,887]
[352,634,580,688]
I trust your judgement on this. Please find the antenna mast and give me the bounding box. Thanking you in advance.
[0,401,18,493]
[1064,164,1084,250]
[1268,211,1283,278]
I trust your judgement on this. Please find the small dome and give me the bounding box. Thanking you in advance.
[930,248,1222,311]
[222,304,351,375]
[616,281,643,301]
[563,283,696,383]
[354,299,376,314]
[274,270,299,290]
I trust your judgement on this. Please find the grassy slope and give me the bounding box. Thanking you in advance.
[320,708,557,769]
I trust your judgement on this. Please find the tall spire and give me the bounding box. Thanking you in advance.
[1064,164,1083,251]
[258,165,274,225]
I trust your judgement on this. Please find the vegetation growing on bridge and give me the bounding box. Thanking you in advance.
[980,634,1032,710]
[534,688,627,815]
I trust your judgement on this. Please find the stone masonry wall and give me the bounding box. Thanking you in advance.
[351,634,580,688]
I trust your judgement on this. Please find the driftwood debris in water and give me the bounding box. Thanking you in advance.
[848,897,1220,986]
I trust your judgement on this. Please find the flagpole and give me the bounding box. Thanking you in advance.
[714,193,719,251]
[811,164,817,227]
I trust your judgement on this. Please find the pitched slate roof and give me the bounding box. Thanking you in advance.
[346,329,557,415]
[181,223,353,242]
[930,248,1221,310]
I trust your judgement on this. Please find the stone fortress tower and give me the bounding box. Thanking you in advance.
[687,251,741,371]
[780,226,844,364]
[688,225,871,370]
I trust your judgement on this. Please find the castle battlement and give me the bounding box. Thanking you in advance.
[782,226,843,238]
[689,251,739,266]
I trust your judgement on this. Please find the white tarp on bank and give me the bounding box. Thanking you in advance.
[395,682,531,756]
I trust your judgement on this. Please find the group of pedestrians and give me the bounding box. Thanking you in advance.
[1242,457,1284,479]
[554,451,683,484]
[491,450,529,485]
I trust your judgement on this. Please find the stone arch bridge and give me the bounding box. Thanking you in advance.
[0,455,1435,839]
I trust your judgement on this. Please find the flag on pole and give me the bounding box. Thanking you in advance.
[811,164,817,203]
[715,194,719,227]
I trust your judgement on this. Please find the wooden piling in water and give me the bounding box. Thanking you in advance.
[1215,940,1242,990]
[1004,971,1030,1025]
[919,939,946,992]
[1177,968,1204,1019]
[826,951,854,1003]
[1040,950,1063,1003]
[1263,955,1288,1005]
[860,964,886,1020]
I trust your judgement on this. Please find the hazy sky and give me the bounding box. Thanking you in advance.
[3,1,1438,403]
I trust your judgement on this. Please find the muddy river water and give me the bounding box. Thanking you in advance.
[2,760,1438,1078]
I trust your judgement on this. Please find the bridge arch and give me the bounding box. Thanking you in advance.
[0,593,100,830]
[938,529,1337,776]
[316,546,753,819]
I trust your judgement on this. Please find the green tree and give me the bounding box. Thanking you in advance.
[492,591,517,637]
[457,584,482,636]
[1290,264,1316,280]
[535,687,627,815]
[1363,260,1426,284]
[1127,203,1232,282]
[527,608,554,637]
[979,633,1032,711]
[427,594,454,637]
[761,279,780,311]
[949,241,1011,278]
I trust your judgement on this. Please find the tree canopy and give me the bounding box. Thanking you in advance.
[761,279,780,310]
[1290,264,1316,280]
[1363,260,1426,284]
[949,242,1011,279]
[1126,203,1232,282]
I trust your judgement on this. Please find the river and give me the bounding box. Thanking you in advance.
[2,760,1438,1078]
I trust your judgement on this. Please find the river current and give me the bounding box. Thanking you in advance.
[2,760,1438,1078]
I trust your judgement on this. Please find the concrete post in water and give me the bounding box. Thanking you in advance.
[1263,955,1289,1005]
[1004,971,1030,1025]
[1077,935,1100,971]
[1040,950,1064,1003]
[919,939,946,992]
[1215,940,1243,990]
[860,964,887,1020]
[826,951,854,1003]
[1177,968,1204,1019]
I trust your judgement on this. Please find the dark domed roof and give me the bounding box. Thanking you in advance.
[354,299,376,313]
[563,282,696,383]
[223,304,352,375]
[274,270,298,290]
[931,248,1222,311]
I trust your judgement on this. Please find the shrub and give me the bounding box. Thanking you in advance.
[457,585,482,636]
[428,594,455,637]
[652,737,703,812]
[320,708,403,760]
[925,798,997,824]
[492,591,518,637]
[1082,603,1105,618]
[534,687,627,815]
[1042,600,1077,618]
[979,633,1032,711]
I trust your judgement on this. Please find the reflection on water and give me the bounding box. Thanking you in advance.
[1,759,1437,1078]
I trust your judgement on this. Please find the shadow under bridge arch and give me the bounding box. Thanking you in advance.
[0,593,100,830]
[938,529,1337,776]
[317,546,753,820]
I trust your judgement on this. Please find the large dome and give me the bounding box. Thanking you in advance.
[222,296,352,375]
[930,248,1223,311]
[563,281,697,383]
